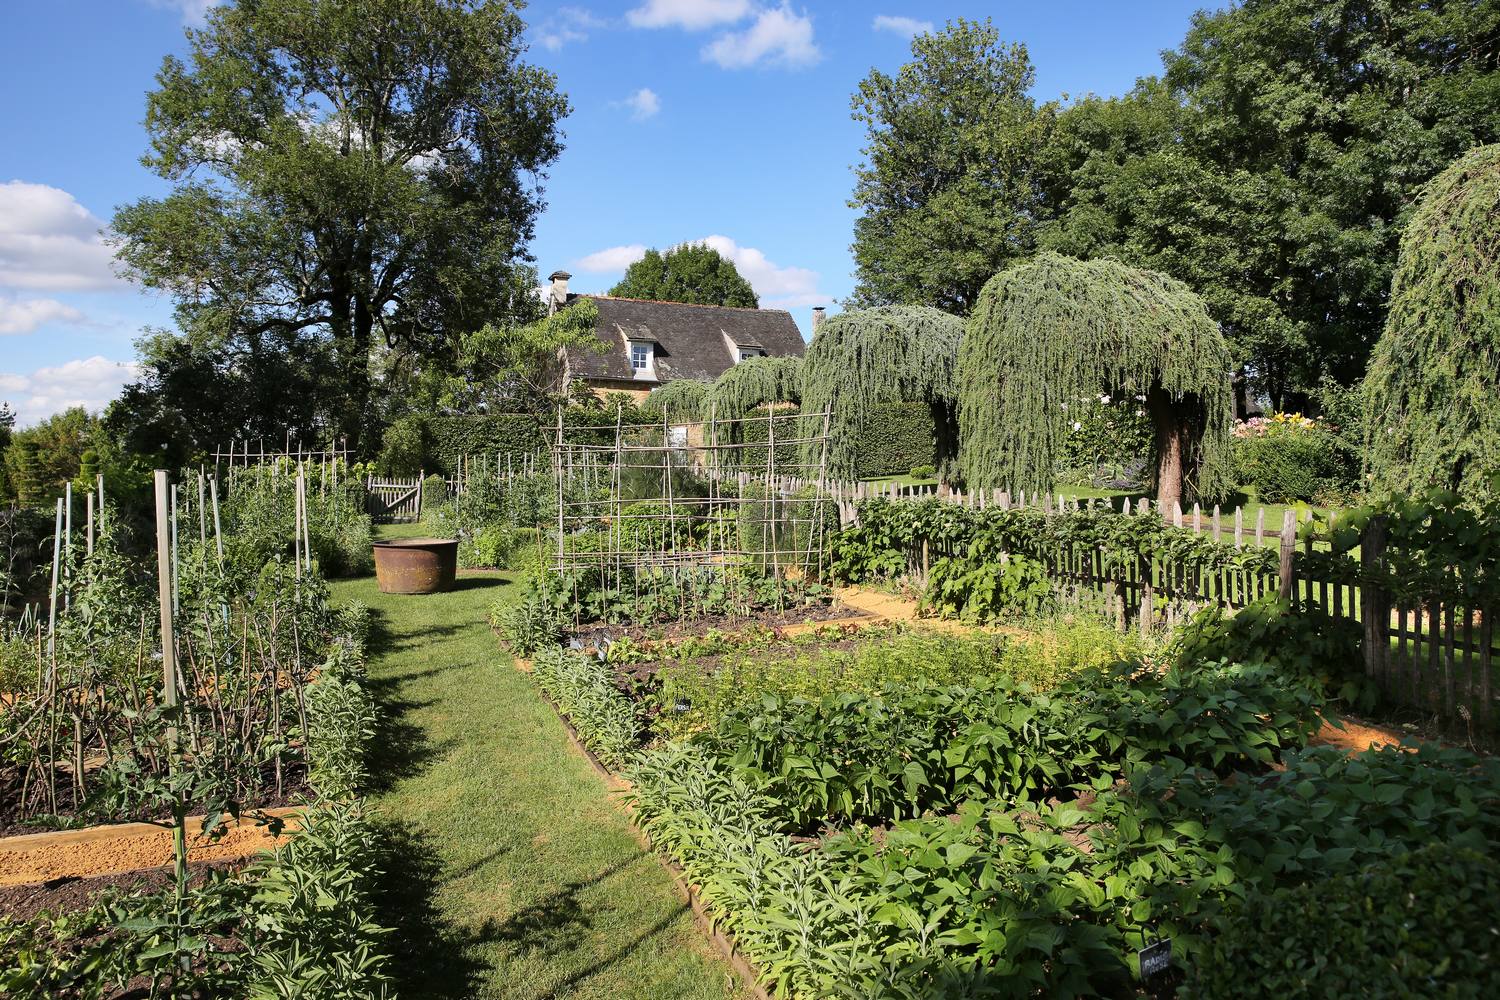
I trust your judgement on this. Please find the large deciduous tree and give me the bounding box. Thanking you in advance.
[958,253,1234,508]
[847,18,1055,313]
[111,0,570,453]
[609,243,758,308]
[1043,0,1500,408]
[1363,144,1500,498]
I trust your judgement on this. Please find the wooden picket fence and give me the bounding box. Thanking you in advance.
[804,477,1496,741]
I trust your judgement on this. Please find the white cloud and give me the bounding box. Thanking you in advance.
[574,244,650,272]
[0,296,86,335]
[872,14,934,38]
[703,4,820,69]
[535,7,608,51]
[697,235,821,308]
[0,181,119,291]
[572,235,823,310]
[627,0,752,30]
[146,1,220,26]
[615,88,661,121]
[0,356,139,427]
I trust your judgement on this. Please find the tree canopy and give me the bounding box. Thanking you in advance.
[847,19,1054,313]
[640,379,711,422]
[1363,144,1500,498]
[609,243,759,308]
[110,0,569,452]
[958,253,1233,507]
[799,306,962,481]
[705,355,803,425]
[1040,0,1500,408]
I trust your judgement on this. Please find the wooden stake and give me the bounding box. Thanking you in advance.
[46,497,63,658]
[153,471,179,730]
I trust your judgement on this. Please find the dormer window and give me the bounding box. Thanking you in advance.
[738,348,765,363]
[630,340,654,378]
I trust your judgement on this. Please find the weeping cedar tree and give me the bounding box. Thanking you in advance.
[640,379,711,423]
[1364,145,1500,498]
[110,0,569,454]
[705,356,804,423]
[800,306,962,481]
[958,253,1233,507]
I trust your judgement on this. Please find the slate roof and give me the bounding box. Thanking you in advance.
[563,295,806,384]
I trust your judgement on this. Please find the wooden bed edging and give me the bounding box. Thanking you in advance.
[538,690,777,1000]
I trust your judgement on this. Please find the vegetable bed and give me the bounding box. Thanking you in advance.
[518,598,1500,998]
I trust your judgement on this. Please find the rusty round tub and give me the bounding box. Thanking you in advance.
[371,538,459,594]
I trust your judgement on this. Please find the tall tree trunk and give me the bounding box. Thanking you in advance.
[1147,383,1184,513]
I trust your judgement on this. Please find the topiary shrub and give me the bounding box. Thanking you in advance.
[853,402,937,478]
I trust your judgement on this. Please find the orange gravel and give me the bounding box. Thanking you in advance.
[0,808,300,886]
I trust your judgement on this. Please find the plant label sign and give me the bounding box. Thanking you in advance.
[1138,939,1172,983]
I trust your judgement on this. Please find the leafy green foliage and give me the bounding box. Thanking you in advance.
[655,621,1139,741]
[847,18,1056,312]
[799,306,961,480]
[923,552,1052,621]
[1183,844,1500,999]
[609,243,759,308]
[222,462,373,577]
[530,647,641,768]
[958,253,1235,506]
[1235,418,1357,504]
[490,586,567,657]
[1365,144,1500,499]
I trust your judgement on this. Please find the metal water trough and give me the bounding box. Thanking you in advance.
[372,538,458,594]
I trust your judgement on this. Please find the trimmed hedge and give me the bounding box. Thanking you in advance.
[854,402,937,478]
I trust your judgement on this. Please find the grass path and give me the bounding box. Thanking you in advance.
[331,541,741,1000]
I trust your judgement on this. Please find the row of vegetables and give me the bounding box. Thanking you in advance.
[525,598,1500,997]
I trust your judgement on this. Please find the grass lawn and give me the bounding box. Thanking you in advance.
[331,527,741,1000]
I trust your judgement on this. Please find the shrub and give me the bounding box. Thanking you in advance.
[1233,414,1357,504]
[463,525,513,568]
[491,588,567,656]
[923,551,1053,621]
[908,463,936,480]
[1184,844,1500,999]
[854,402,937,478]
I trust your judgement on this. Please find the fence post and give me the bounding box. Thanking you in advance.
[1277,509,1296,603]
[153,471,179,739]
[1360,516,1390,692]
[1137,497,1153,637]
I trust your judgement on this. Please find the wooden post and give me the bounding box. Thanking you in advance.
[46,497,63,658]
[85,489,95,559]
[210,477,224,565]
[1277,509,1296,603]
[170,484,179,615]
[153,471,179,730]
[1361,516,1389,694]
[1137,498,1153,637]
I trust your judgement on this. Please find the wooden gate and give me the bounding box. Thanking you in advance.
[365,478,423,523]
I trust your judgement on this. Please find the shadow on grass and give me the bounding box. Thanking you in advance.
[371,817,489,1000]
[362,606,458,795]
[450,575,511,592]
[370,829,675,1000]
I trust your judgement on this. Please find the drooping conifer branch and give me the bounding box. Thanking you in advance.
[799,306,963,481]
[1364,144,1500,498]
[958,252,1233,506]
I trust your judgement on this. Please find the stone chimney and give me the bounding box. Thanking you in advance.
[811,306,826,334]
[547,270,572,314]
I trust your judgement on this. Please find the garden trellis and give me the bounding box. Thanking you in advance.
[548,404,837,605]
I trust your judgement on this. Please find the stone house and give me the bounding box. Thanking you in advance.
[545,270,818,403]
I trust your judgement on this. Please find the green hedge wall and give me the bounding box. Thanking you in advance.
[853,402,936,478]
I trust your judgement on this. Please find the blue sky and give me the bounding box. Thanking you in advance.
[0,0,1209,427]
